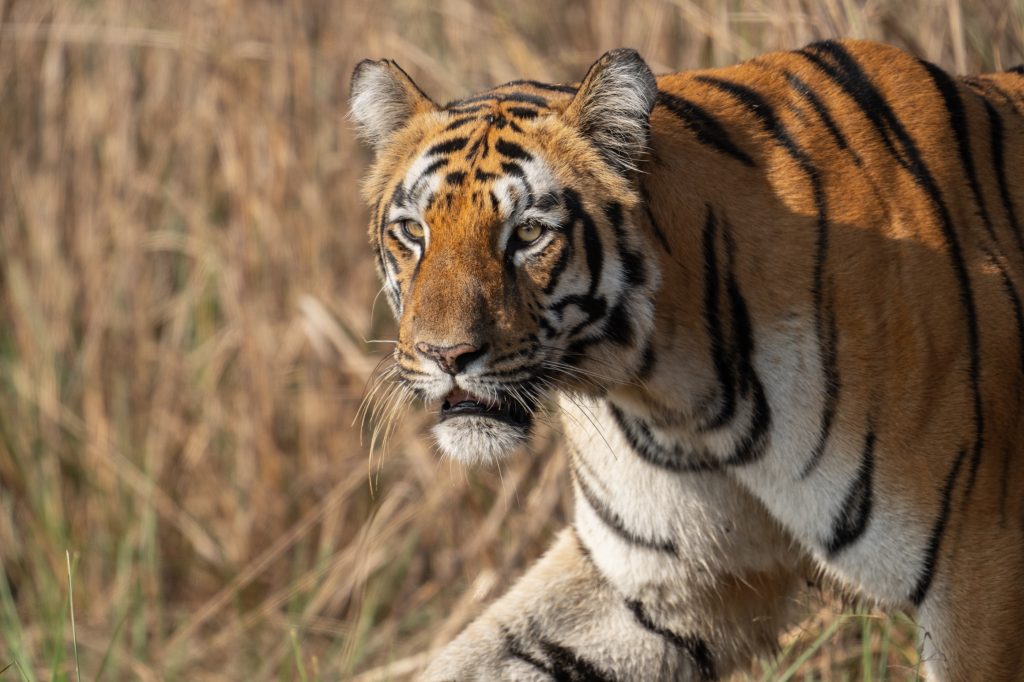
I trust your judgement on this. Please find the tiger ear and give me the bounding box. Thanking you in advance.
[563,49,657,174]
[349,59,438,152]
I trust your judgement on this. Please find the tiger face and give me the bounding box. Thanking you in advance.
[351,51,661,464]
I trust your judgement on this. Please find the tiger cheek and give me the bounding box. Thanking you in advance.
[523,236,567,291]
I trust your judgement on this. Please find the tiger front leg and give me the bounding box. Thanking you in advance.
[419,528,705,681]
[420,524,801,682]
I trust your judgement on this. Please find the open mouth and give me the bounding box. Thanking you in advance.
[439,388,532,427]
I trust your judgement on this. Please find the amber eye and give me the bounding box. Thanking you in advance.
[400,220,425,241]
[515,222,544,244]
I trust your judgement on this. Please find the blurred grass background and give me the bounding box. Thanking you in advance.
[0,0,1021,679]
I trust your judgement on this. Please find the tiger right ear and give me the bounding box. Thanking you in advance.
[563,49,657,175]
[349,59,438,152]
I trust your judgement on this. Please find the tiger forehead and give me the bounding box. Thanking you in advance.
[443,80,576,117]
[383,81,579,231]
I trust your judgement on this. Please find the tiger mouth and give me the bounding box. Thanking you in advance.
[439,388,532,427]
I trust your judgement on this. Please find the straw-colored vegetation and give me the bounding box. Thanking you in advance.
[0,0,1021,679]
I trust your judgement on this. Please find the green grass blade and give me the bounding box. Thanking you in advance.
[861,614,872,682]
[289,628,309,682]
[92,605,131,682]
[776,615,846,682]
[66,551,81,682]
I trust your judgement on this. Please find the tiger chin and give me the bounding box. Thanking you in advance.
[351,39,1024,682]
[431,388,534,465]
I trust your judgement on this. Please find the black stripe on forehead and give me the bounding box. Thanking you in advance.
[496,139,533,161]
[405,158,448,206]
[507,106,540,119]
[425,137,469,156]
[446,104,490,115]
[444,116,478,131]
[447,91,550,108]
[499,79,578,95]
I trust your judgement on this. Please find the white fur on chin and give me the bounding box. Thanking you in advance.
[432,416,529,466]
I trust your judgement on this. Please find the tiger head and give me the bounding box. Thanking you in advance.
[350,50,661,465]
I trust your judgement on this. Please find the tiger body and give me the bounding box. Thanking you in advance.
[350,40,1024,681]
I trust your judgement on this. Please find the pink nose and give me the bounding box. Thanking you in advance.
[414,342,482,375]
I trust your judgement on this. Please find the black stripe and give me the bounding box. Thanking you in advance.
[603,201,648,287]
[500,79,579,94]
[502,627,551,674]
[389,233,414,257]
[799,305,839,477]
[445,103,490,115]
[571,524,599,572]
[443,116,478,131]
[536,637,616,682]
[464,133,485,161]
[1007,65,1024,75]
[543,246,571,295]
[444,170,467,186]
[910,448,967,606]
[627,600,717,681]
[452,92,550,108]
[697,75,834,475]
[425,137,469,157]
[656,89,755,166]
[784,70,862,166]
[825,429,875,556]
[538,315,556,338]
[563,335,606,364]
[558,295,608,336]
[637,341,657,380]
[640,187,672,253]
[604,301,633,346]
[500,161,525,177]
[922,62,997,242]
[603,201,624,236]
[797,48,909,172]
[563,189,603,297]
[619,249,647,287]
[495,138,533,161]
[722,220,772,466]
[918,60,989,499]
[535,192,559,211]
[507,106,540,119]
[985,100,1024,255]
[418,157,447,181]
[574,467,678,555]
[383,250,401,300]
[608,404,721,473]
[698,205,736,431]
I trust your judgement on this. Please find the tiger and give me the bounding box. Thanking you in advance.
[349,39,1024,681]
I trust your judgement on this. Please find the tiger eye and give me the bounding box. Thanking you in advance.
[401,220,425,240]
[515,222,543,243]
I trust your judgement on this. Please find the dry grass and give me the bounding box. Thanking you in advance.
[0,0,1021,679]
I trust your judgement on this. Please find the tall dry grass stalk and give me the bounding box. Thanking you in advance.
[0,0,1021,679]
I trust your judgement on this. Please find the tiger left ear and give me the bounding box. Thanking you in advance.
[563,49,658,175]
[349,58,438,152]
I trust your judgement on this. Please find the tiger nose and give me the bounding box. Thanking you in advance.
[414,342,484,375]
